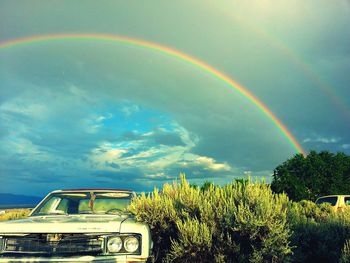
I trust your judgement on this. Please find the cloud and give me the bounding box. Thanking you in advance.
[303,136,341,144]
[0,137,53,163]
[142,128,187,147]
[1,0,350,195]
[121,104,140,117]
[86,124,233,181]
[81,113,113,134]
[0,100,47,119]
[193,156,231,172]
[106,162,120,169]
[0,85,237,194]
[300,135,350,154]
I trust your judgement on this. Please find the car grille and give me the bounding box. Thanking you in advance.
[2,234,103,255]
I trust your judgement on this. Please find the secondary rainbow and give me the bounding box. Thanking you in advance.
[0,33,306,155]
[228,11,350,121]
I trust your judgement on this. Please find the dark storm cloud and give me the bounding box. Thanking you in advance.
[94,171,142,180]
[121,131,139,141]
[0,163,70,184]
[119,148,142,159]
[93,171,152,192]
[120,129,185,147]
[106,162,120,169]
[151,129,186,147]
[1,0,350,195]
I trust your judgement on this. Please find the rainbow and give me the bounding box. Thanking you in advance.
[227,11,350,121]
[0,33,306,155]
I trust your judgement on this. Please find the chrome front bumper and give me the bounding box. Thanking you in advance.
[0,255,151,263]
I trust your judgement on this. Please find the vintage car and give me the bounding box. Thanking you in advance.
[0,189,153,262]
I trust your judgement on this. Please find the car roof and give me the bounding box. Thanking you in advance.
[316,195,350,199]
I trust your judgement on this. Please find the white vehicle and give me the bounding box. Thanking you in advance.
[315,195,350,211]
[0,189,153,262]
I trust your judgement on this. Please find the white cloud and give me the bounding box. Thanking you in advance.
[68,84,88,98]
[121,104,140,117]
[144,172,171,179]
[0,137,52,163]
[81,113,113,134]
[303,136,341,144]
[89,142,127,168]
[0,99,47,119]
[86,123,233,178]
[172,123,198,148]
[194,156,231,172]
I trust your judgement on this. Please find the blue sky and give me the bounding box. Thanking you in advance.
[1,0,350,195]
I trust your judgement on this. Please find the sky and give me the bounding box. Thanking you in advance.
[0,0,350,196]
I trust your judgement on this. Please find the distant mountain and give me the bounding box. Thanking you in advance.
[0,193,42,207]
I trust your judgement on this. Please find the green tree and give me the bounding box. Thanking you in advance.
[271,151,350,201]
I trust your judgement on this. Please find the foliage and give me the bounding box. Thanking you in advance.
[200,181,214,192]
[340,239,350,263]
[287,200,334,224]
[288,201,350,263]
[128,187,178,261]
[0,209,30,221]
[4,178,350,262]
[129,174,292,263]
[271,151,350,201]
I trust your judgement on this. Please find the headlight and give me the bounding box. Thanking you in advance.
[107,236,122,253]
[124,236,139,253]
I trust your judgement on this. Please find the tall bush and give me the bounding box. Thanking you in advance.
[340,240,350,263]
[288,201,350,262]
[129,175,292,262]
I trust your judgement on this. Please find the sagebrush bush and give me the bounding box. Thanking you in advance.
[288,201,350,263]
[129,175,350,262]
[129,175,292,263]
[128,187,178,261]
[218,181,291,263]
[287,200,334,224]
[340,239,350,263]
[169,219,214,263]
[0,209,30,221]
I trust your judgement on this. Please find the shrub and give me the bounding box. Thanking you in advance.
[287,200,334,224]
[340,239,350,263]
[0,209,30,221]
[288,201,350,262]
[129,175,292,262]
[128,187,178,261]
[169,219,214,263]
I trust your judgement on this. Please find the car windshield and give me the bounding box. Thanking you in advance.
[315,196,338,206]
[31,191,133,216]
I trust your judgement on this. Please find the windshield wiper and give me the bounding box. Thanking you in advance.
[48,212,68,215]
[105,209,133,215]
[34,211,68,216]
[79,210,94,214]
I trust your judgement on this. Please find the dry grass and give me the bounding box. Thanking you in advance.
[0,209,31,221]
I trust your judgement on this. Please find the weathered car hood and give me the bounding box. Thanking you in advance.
[0,214,132,234]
